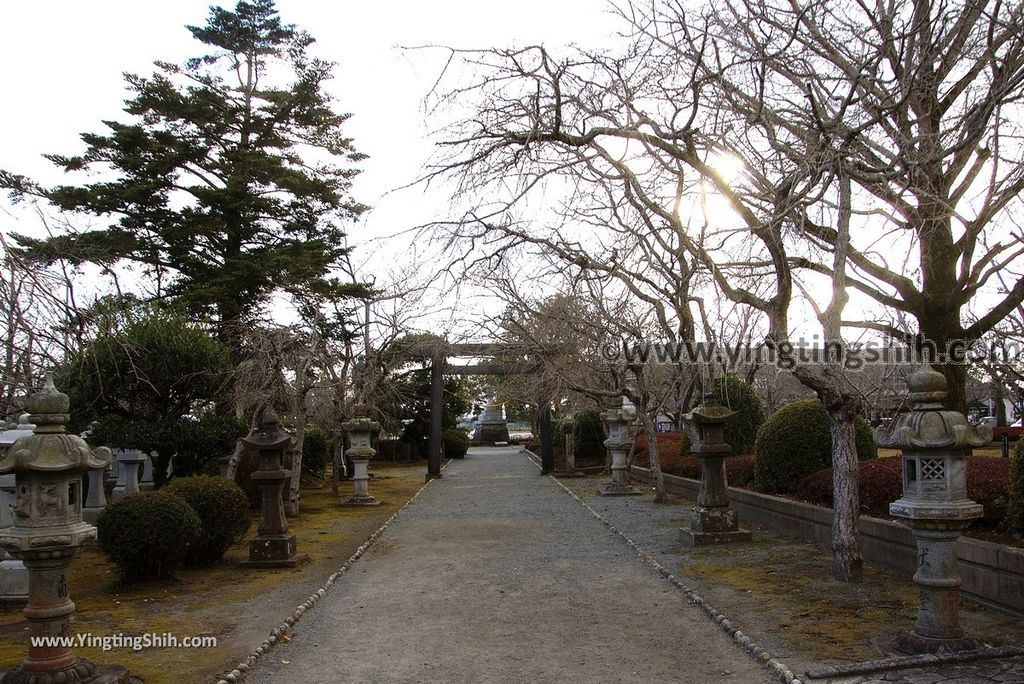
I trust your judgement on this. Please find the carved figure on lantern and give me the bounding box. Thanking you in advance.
[876,364,988,654]
[0,372,140,683]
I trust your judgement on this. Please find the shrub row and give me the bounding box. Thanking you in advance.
[97,475,250,581]
[795,455,1012,530]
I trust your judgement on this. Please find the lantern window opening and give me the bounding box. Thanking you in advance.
[920,458,945,481]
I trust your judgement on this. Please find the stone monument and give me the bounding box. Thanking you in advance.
[0,373,139,683]
[0,416,34,605]
[876,364,987,654]
[240,408,309,568]
[111,450,145,501]
[599,396,642,496]
[471,403,510,445]
[679,392,751,547]
[340,405,382,506]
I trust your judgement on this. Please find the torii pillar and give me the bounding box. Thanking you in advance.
[427,352,444,481]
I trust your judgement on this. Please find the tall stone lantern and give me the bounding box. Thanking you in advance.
[679,392,751,547]
[599,396,642,496]
[0,373,139,684]
[876,364,987,654]
[341,405,382,506]
[241,408,308,568]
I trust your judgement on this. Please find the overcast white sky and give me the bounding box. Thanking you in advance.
[0,0,620,330]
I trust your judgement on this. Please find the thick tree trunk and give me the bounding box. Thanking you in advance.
[793,365,864,582]
[644,416,667,503]
[153,448,172,489]
[829,413,864,582]
[224,437,246,481]
[286,420,305,517]
[331,429,344,497]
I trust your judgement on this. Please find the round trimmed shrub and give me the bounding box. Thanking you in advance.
[301,427,332,483]
[753,399,877,494]
[572,407,606,463]
[97,491,201,580]
[164,475,251,565]
[443,428,470,459]
[695,376,765,455]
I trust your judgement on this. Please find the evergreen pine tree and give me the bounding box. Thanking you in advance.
[2,0,369,343]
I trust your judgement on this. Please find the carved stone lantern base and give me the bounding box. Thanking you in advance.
[240,533,309,569]
[1,660,141,684]
[342,459,381,506]
[599,481,643,497]
[599,441,641,496]
[680,506,752,547]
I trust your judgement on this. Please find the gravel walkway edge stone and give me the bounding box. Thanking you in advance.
[213,463,448,684]
[526,451,802,684]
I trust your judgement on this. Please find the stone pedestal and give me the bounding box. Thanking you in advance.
[471,403,510,446]
[0,373,139,683]
[600,398,642,496]
[239,409,309,569]
[139,453,154,491]
[111,451,144,501]
[877,365,987,654]
[679,394,751,547]
[345,459,380,506]
[341,406,381,506]
[82,469,107,525]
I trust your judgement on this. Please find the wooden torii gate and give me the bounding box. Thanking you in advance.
[426,342,554,480]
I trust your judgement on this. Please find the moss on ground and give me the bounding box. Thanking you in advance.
[675,529,1024,666]
[0,465,428,683]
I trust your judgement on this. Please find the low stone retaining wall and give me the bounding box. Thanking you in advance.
[629,466,1024,616]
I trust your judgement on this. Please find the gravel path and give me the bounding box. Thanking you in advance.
[245,447,772,683]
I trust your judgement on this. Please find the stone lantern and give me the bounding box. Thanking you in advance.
[599,396,642,496]
[876,364,987,654]
[341,405,381,506]
[680,392,751,547]
[0,373,139,683]
[240,408,308,568]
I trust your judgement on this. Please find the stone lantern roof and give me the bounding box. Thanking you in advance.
[243,407,291,451]
[875,365,991,451]
[683,392,736,426]
[0,373,110,475]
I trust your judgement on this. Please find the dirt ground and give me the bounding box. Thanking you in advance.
[565,477,1024,678]
[0,464,428,684]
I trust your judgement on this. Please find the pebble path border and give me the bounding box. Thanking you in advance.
[804,645,1024,680]
[213,462,449,684]
[520,450,802,684]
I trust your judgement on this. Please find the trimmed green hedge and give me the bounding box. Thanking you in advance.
[301,427,332,483]
[443,428,470,459]
[164,475,250,565]
[97,491,201,580]
[753,399,877,494]
[572,407,606,462]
